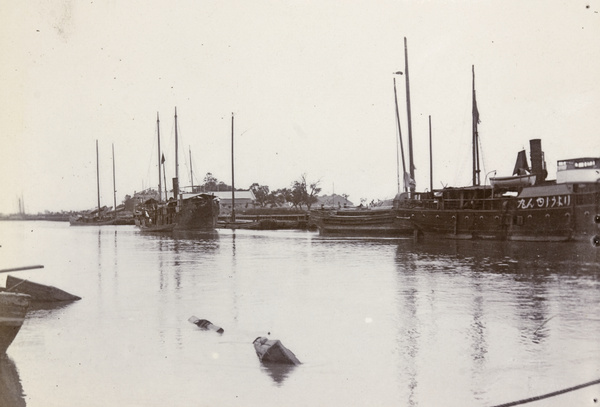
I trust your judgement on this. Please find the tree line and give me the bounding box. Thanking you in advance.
[195,172,322,210]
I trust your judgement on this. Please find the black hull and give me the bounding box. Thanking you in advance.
[136,195,220,232]
[0,293,30,354]
[398,184,600,243]
[310,209,413,237]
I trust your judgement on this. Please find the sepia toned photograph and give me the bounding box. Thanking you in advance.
[1,1,599,406]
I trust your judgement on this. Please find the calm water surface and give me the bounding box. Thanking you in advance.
[0,221,599,407]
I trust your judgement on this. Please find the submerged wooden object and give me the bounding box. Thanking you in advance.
[253,337,301,365]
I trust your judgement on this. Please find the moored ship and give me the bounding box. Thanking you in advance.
[396,140,600,242]
[310,207,412,236]
[136,193,220,232]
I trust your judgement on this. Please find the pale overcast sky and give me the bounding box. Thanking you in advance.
[1,0,599,213]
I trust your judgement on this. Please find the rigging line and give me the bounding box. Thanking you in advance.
[489,378,600,407]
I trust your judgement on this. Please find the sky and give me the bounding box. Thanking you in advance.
[1,0,599,214]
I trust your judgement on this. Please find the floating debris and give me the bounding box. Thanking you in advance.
[253,337,301,365]
[188,316,224,334]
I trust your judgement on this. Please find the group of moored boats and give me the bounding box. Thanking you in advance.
[311,139,600,242]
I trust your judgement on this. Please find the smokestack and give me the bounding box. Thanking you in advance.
[172,177,179,200]
[529,139,547,185]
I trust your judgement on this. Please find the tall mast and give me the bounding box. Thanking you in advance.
[189,146,194,191]
[429,115,433,192]
[173,107,179,200]
[174,107,179,182]
[96,140,101,213]
[404,37,415,193]
[472,65,481,186]
[112,143,117,219]
[393,77,407,192]
[157,112,162,202]
[231,113,236,222]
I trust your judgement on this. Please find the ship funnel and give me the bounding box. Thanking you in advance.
[172,177,179,200]
[529,139,547,185]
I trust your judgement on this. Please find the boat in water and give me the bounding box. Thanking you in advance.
[136,193,220,232]
[0,292,30,354]
[69,206,115,226]
[135,109,220,232]
[396,140,600,242]
[70,141,121,226]
[310,207,412,236]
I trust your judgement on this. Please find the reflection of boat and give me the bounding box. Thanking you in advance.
[310,208,412,236]
[2,275,81,302]
[0,292,30,354]
[0,356,26,407]
[253,337,301,365]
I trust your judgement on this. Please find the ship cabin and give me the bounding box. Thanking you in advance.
[556,157,600,184]
[394,185,511,211]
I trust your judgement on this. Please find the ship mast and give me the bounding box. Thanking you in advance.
[173,107,180,200]
[393,77,407,193]
[429,115,433,192]
[231,112,236,222]
[112,143,117,219]
[157,112,162,202]
[472,65,481,186]
[404,37,415,193]
[96,140,101,214]
[189,146,194,192]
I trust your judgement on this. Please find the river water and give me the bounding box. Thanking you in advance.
[0,221,599,407]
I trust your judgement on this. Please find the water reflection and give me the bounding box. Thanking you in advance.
[259,361,297,386]
[0,356,25,407]
[394,238,599,405]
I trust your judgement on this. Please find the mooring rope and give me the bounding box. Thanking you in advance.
[490,378,600,407]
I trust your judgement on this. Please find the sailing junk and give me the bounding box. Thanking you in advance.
[135,109,220,232]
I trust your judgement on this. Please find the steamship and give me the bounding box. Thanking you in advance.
[395,139,600,242]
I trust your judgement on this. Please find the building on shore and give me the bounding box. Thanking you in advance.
[182,190,256,215]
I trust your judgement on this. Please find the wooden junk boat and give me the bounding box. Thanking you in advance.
[310,207,412,237]
[135,109,220,232]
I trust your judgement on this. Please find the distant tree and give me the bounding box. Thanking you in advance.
[249,183,270,207]
[201,173,232,191]
[269,188,292,207]
[291,174,321,210]
[203,173,219,191]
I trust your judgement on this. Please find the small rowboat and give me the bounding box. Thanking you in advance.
[253,337,301,365]
[490,174,536,188]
